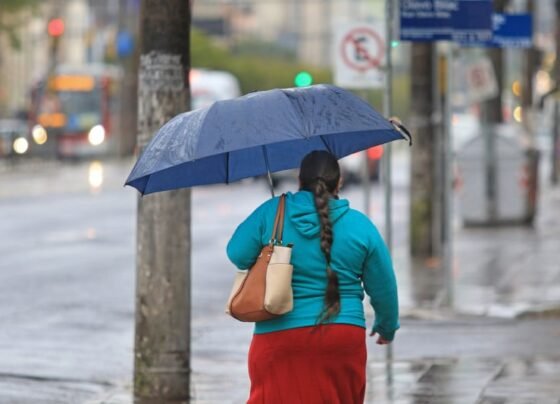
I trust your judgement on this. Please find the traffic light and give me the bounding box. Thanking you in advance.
[47,18,64,81]
[294,71,313,87]
[47,18,65,37]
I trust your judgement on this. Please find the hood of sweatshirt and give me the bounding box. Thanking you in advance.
[287,191,350,238]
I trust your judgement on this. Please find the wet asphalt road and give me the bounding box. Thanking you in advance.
[0,157,559,403]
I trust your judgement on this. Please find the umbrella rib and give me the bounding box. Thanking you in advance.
[279,88,309,139]
[319,135,333,154]
[226,152,230,184]
[142,174,152,195]
[190,102,217,160]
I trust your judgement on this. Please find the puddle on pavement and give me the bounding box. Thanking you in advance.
[363,358,560,404]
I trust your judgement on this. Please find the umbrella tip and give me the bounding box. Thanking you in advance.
[389,117,412,147]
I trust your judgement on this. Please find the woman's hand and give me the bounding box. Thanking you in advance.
[369,331,391,345]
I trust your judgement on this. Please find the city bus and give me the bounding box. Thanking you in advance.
[29,64,122,158]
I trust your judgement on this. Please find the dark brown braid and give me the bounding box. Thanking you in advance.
[298,150,341,323]
[314,179,340,322]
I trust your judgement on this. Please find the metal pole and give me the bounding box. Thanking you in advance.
[134,1,191,402]
[118,0,139,157]
[323,0,331,67]
[484,123,498,221]
[383,2,394,253]
[363,151,372,217]
[521,1,537,143]
[383,0,394,377]
[432,48,443,259]
[553,101,559,184]
[362,91,372,218]
[442,45,454,308]
[481,0,507,222]
[553,0,560,184]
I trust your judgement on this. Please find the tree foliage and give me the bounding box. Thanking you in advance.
[191,29,331,94]
[0,0,39,49]
[231,38,297,61]
[0,0,38,13]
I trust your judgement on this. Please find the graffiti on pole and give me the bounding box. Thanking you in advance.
[138,51,186,149]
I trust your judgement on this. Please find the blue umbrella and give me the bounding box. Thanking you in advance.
[126,84,411,195]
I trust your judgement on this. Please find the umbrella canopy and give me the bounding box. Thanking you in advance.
[126,84,410,195]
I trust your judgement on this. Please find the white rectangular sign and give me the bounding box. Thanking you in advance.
[465,57,498,103]
[333,22,386,89]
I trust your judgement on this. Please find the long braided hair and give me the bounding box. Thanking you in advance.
[299,150,341,322]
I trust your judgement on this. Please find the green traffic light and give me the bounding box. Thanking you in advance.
[294,71,313,87]
[390,40,400,48]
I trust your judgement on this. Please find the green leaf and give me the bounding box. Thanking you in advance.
[191,29,331,94]
[7,27,21,50]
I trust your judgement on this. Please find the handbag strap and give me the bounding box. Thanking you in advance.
[270,194,286,246]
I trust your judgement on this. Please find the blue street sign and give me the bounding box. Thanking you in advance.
[450,1,493,42]
[117,31,135,57]
[400,0,493,43]
[489,13,533,48]
[400,0,455,41]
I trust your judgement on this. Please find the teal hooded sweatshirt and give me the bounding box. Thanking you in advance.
[227,191,399,340]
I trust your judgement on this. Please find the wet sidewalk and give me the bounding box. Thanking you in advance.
[394,181,560,320]
[370,357,560,404]
[89,357,560,404]
[84,313,560,404]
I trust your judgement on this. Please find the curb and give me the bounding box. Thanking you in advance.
[401,303,560,322]
[517,304,560,319]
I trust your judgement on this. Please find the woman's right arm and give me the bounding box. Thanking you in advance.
[362,226,400,342]
[226,201,269,269]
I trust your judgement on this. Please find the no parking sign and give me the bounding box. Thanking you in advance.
[333,22,386,89]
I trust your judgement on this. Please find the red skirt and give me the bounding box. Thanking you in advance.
[247,324,366,404]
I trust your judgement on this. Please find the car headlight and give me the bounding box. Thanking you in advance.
[32,125,48,145]
[13,137,29,154]
[88,125,105,146]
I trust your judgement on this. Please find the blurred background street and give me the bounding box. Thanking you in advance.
[1,0,560,403]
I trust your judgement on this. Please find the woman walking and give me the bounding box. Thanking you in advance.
[227,150,399,403]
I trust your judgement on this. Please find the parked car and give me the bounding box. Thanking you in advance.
[190,68,241,110]
[0,119,30,158]
[339,145,383,184]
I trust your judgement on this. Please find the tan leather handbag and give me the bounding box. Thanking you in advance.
[226,195,293,322]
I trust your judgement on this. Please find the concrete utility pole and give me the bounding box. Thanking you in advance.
[134,1,191,403]
[480,0,508,223]
[521,0,538,138]
[409,42,438,257]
